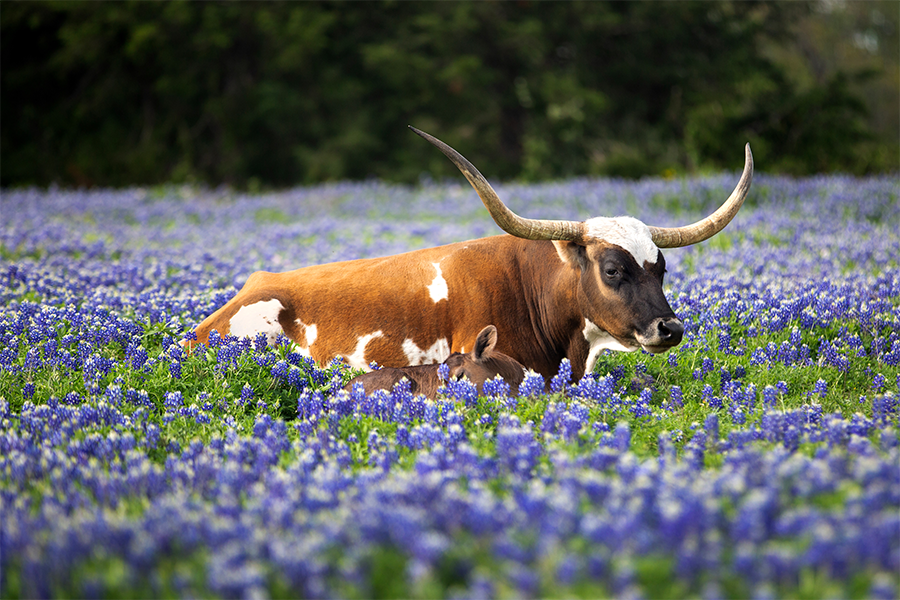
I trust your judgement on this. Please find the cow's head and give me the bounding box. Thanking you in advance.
[411,127,753,355]
[444,325,526,394]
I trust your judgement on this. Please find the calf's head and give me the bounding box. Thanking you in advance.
[444,325,525,395]
[411,127,753,355]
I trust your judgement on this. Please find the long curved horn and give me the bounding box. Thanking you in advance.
[410,126,586,242]
[648,144,753,248]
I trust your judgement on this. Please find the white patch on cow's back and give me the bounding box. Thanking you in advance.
[427,262,449,303]
[344,331,384,369]
[304,323,318,347]
[583,319,636,373]
[229,299,285,344]
[402,337,450,366]
[583,216,658,265]
[293,319,318,356]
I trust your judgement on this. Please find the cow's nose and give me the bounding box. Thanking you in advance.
[657,318,684,344]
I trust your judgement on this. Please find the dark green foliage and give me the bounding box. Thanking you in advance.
[2,1,896,188]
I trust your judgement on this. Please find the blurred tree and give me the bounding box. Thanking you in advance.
[761,0,899,173]
[1,0,895,188]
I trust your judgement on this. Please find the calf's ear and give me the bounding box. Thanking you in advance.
[474,325,498,362]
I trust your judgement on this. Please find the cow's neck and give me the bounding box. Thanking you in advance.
[516,237,640,381]
[511,239,593,381]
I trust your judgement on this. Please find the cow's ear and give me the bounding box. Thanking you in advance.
[474,325,498,362]
[553,241,588,270]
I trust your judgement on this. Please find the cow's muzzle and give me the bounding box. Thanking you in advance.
[637,317,684,353]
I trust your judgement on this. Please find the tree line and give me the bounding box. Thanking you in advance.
[2,1,896,188]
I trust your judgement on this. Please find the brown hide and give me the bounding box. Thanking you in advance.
[188,234,603,379]
[344,325,525,398]
[345,364,445,399]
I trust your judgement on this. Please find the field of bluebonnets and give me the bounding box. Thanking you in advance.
[1,170,899,599]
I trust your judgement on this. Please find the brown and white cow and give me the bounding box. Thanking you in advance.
[188,127,752,381]
[344,325,525,398]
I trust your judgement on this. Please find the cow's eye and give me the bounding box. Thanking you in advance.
[604,267,619,279]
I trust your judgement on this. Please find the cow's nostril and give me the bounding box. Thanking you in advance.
[658,318,684,341]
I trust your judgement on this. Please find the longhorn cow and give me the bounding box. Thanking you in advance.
[187,127,753,381]
[344,325,525,398]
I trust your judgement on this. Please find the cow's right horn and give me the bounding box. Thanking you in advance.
[410,126,586,243]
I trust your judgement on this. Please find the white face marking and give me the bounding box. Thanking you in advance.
[582,319,636,373]
[293,319,318,357]
[344,331,384,369]
[401,337,450,366]
[583,216,658,266]
[229,299,285,345]
[427,262,449,303]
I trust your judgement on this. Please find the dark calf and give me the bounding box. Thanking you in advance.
[344,325,525,398]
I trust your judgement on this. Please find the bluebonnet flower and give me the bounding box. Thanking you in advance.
[813,379,828,398]
[518,370,545,397]
[271,360,289,380]
[481,375,509,398]
[669,386,684,409]
[253,332,268,353]
[717,331,732,353]
[240,383,254,406]
[701,384,722,410]
[126,388,152,408]
[870,574,898,600]
[658,431,676,466]
[207,329,223,348]
[443,378,478,407]
[125,344,150,371]
[872,392,898,425]
[164,391,184,410]
[23,347,42,371]
[762,385,778,409]
[550,358,572,395]
[287,366,306,390]
[0,347,17,369]
[612,421,631,451]
[104,384,123,405]
[627,388,653,419]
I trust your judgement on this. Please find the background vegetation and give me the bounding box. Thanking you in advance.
[2,0,897,188]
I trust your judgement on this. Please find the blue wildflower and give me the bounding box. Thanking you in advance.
[518,370,545,397]
[550,358,572,395]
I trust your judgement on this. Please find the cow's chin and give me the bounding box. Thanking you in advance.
[605,334,671,354]
[634,334,679,354]
[640,343,676,355]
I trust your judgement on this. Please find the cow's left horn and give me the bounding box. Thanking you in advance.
[410,126,586,242]
[648,144,753,248]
